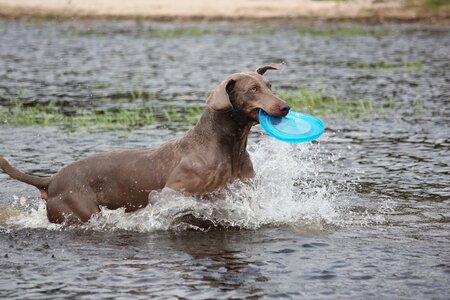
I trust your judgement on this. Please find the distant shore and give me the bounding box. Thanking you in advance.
[0,0,449,24]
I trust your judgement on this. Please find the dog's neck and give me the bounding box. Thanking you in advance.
[192,107,253,147]
[187,107,254,175]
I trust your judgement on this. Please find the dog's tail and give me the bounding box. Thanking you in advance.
[0,156,51,199]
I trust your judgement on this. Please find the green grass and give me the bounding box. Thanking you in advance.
[1,86,406,132]
[277,87,391,119]
[251,25,278,36]
[0,95,203,132]
[62,24,393,40]
[425,0,450,9]
[350,60,423,70]
[90,82,111,89]
[403,0,450,11]
[63,27,210,39]
[145,27,209,38]
[294,26,390,37]
[63,30,108,38]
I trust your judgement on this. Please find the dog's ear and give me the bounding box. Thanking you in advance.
[256,63,283,75]
[207,79,236,112]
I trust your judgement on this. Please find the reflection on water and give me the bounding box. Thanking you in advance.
[0,21,449,299]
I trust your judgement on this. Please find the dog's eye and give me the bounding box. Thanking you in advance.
[251,87,258,93]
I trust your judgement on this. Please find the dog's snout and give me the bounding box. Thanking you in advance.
[279,103,291,115]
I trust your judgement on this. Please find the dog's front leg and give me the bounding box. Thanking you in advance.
[163,160,207,194]
[164,155,233,195]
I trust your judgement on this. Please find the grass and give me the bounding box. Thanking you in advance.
[63,27,210,39]
[277,87,392,119]
[144,27,209,38]
[424,0,450,9]
[401,0,450,16]
[90,82,111,89]
[0,93,203,132]
[1,86,408,132]
[294,26,390,37]
[62,24,394,40]
[406,0,450,10]
[350,60,423,70]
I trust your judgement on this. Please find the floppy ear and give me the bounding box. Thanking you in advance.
[207,79,236,112]
[256,63,283,75]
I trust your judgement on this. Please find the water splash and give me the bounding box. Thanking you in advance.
[5,137,352,232]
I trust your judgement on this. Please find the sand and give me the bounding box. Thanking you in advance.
[0,0,448,23]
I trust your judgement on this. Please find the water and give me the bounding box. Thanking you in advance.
[0,21,449,298]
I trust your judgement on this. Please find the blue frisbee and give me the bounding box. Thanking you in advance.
[258,110,325,143]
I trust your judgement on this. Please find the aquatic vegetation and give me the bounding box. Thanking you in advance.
[61,24,395,40]
[90,81,111,89]
[294,26,390,37]
[277,87,388,119]
[350,60,423,70]
[224,24,391,37]
[62,29,108,38]
[251,25,277,36]
[144,27,210,38]
[61,24,395,41]
[0,86,405,132]
[0,94,203,132]
[63,26,210,39]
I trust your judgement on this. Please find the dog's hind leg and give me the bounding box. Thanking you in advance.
[46,197,80,224]
[46,193,100,224]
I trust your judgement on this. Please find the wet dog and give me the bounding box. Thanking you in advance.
[0,64,290,224]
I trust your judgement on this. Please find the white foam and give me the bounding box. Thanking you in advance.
[6,202,61,230]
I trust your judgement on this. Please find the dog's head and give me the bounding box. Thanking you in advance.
[207,63,290,123]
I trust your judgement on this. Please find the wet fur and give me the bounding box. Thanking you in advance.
[0,64,290,224]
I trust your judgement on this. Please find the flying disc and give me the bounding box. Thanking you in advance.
[258,110,325,143]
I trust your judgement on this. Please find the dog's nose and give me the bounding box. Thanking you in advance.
[280,104,291,115]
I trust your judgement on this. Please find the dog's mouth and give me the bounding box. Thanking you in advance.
[249,102,290,124]
[249,109,286,124]
[249,109,260,123]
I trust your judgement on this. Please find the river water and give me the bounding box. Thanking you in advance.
[0,21,449,299]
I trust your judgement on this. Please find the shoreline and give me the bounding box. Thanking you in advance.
[0,0,449,24]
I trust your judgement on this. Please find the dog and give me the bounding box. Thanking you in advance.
[0,64,290,224]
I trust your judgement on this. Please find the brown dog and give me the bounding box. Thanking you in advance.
[0,64,290,224]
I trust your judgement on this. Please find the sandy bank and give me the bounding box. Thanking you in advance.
[0,0,449,23]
